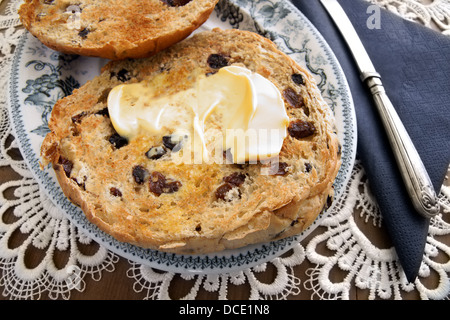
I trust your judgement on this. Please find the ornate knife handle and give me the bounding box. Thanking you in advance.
[363,72,440,219]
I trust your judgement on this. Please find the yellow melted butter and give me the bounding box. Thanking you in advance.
[107,66,289,163]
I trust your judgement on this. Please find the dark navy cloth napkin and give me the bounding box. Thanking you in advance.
[291,0,450,282]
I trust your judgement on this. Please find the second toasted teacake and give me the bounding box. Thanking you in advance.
[18,0,219,60]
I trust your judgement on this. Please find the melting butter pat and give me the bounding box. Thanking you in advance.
[107,65,289,163]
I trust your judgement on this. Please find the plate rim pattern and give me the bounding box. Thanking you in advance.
[8,0,356,274]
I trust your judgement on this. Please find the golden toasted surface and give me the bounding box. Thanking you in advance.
[19,0,218,59]
[40,29,341,254]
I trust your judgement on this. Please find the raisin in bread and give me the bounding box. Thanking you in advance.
[18,0,218,60]
[40,29,342,254]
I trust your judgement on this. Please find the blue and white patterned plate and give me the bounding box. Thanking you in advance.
[8,0,356,274]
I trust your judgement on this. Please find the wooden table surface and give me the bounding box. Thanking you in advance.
[2,141,447,300]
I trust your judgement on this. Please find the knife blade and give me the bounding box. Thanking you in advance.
[320,0,439,219]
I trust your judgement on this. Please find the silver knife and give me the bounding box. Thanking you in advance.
[320,0,440,218]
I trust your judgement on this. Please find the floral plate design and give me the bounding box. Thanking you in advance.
[8,0,356,274]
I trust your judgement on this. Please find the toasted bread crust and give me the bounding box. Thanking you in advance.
[40,29,341,254]
[19,0,218,60]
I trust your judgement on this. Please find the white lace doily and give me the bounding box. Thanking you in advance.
[1,0,449,300]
